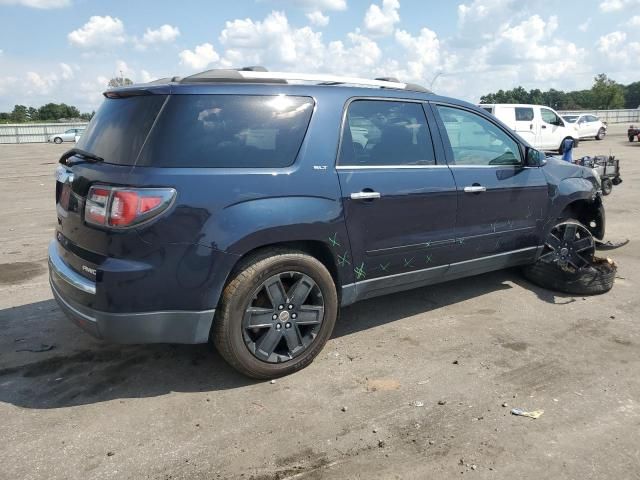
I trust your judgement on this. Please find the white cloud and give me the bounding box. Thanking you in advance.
[578,18,592,32]
[0,0,70,8]
[278,0,346,10]
[59,62,74,80]
[626,15,640,26]
[394,28,441,80]
[26,71,59,94]
[68,16,126,49]
[364,0,400,36]
[139,70,155,83]
[306,10,329,26]
[600,0,640,12]
[142,24,180,45]
[179,43,220,70]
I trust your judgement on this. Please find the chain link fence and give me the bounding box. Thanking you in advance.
[0,122,89,144]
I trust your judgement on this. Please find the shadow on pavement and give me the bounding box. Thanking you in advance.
[0,268,575,410]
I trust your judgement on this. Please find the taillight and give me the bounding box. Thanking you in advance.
[85,186,176,228]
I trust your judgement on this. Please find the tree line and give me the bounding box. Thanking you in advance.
[480,74,640,110]
[0,76,135,124]
[0,103,95,124]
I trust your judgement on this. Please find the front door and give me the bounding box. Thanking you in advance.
[540,107,566,150]
[337,99,457,297]
[432,104,549,270]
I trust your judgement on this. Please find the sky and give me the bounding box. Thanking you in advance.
[0,0,639,112]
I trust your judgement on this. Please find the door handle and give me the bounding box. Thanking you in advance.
[463,185,487,193]
[541,125,547,129]
[350,191,381,200]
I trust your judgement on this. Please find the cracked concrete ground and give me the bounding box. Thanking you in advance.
[1,125,639,479]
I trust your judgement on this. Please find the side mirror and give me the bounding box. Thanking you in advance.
[526,147,545,167]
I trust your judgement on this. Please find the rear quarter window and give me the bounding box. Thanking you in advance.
[138,95,314,168]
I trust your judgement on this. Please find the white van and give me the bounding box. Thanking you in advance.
[479,104,579,152]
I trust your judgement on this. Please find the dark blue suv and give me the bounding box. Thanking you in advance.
[49,68,605,378]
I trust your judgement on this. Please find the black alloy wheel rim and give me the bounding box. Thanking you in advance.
[539,222,595,270]
[242,271,325,363]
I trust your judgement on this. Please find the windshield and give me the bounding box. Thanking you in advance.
[563,116,578,123]
[76,95,167,165]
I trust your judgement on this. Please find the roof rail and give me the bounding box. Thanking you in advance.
[176,68,431,93]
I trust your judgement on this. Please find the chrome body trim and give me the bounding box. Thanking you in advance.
[48,240,96,295]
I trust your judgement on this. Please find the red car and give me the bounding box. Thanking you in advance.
[629,125,640,142]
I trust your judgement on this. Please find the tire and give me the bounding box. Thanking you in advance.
[601,178,613,196]
[53,137,63,144]
[522,219,615,295]
[213,249,338,379]
[596,128,606,140]
[523,258,616,295]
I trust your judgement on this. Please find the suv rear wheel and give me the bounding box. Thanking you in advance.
[213,250,338,379]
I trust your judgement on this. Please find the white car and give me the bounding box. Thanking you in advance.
[479,104,579,153]
[48,128,85,144]
[561,114,607,141]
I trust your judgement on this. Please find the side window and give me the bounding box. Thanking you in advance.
[339,100,435,166]
[515,107,534,121]
[437,105,522,166]
[541,108,561,125]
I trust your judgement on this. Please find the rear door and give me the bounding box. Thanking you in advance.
[513,106,537,145]
[336,98,457,297]
[432,103,548,269]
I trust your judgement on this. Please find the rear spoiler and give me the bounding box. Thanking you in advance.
[103,85,171,99]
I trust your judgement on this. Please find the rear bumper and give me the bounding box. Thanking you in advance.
[49,240,215,344]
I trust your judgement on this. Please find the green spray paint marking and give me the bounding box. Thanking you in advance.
[403,257,414,268]
[354,263,366,280]
[328,233,340,247]
[379,262,390,272]
[425,255,433,264]
[338,252,351,267]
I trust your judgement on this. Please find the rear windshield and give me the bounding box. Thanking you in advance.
[137,94,314,168]
[76,95,167,165]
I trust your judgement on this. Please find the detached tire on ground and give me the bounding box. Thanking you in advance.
[523,220,616,295]
[523,258,616,295]
[213,249,338,379]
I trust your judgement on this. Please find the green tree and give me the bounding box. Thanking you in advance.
[27,106,39,121]
[10,105,28,122]
[624,81,640,109]
[107,77,133,88]
[590,73,624,109]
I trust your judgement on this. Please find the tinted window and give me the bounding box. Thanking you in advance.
[481,106,493,114]
[437,106,521,166]
[563,115,578,123]
[541,108,561,125]
[339,100,435,166]
[587,115,598,122]
[138,95,313,168]
[77,95,167,165]
[515,107,534,121]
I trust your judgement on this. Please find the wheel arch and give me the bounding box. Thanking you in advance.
[222,239,348,303]
[557,197,605,240]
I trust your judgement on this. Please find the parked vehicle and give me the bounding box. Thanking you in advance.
[561,114,607,140]
[50,69,606,378]
[629,125,640,142]
[479,104,580,153]
[48,128,85,144]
